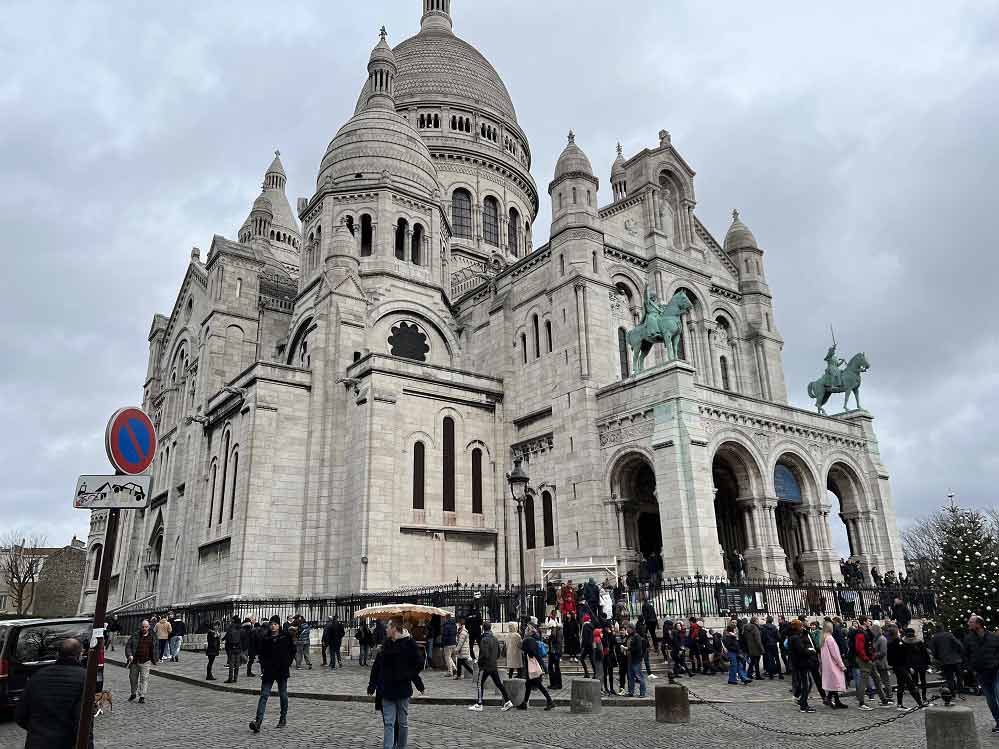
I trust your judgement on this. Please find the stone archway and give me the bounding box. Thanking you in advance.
[712,440,766,580]
[609,451,662,561]
[826,460,877,581]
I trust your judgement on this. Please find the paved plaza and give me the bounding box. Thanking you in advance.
[2,660,995,748]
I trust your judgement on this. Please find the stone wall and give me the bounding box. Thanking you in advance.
[36,546,86,618]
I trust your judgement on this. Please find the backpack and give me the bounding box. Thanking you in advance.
[536,639,549,658]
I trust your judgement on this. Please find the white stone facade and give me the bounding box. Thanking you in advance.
[80,1,905,614]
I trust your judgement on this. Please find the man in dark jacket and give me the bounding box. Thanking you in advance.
[249,615,296,733]
[125,619,159,702]
[788,622,817,712]
[640,594,659,654]
[469,622,514,711]
[222,615,243,684]
[168,614,186,662]
[744,617,764,680]
[356,620,375,667]
[761,615,783,679]
[625,623,648,697]
[891,597,912,630]
[465,602,483,661]
[241,618,257,677]
[441,616,458,676]
[367,619,425,748]
[965,615,999,730]
[15,638,92,749]
[579,614,595,679]
[930,623,965,697]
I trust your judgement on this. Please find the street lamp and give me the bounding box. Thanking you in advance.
[507,456,530,618]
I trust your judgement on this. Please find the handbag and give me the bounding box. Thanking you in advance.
[527,656,544,680]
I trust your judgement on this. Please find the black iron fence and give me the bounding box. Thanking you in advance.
[110,578,937,636]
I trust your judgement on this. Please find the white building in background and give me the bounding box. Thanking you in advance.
[80,1,904,614]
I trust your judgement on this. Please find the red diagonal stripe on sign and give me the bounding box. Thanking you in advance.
[124,422,146,463]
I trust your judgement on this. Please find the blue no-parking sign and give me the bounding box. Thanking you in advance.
[104,407,157,475]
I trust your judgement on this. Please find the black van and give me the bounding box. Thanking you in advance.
[0,617,103,710]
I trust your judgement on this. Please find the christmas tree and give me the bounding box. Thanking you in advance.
[932,506,999,634]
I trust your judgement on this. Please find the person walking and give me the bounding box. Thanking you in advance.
[930,622,965,697]
[964,615,999,732]
[441,615,458,677]
[625,623,648,697]
[126,619,159,703]
[453,618,475,679]
[892,597,912,631]
[357,619,375,667]
[723,623,752,685]
[761,615,783,679]
[788,621,817,712]
[641,594,659,654]
[465,602,483,661]
[105,614,120,653]
[154,614,172,661]
[322,617,335,668]
[886,625,923,711]
[223,615,243,684]
[517,624,555,710]
[295,616,313,670]
[206,620,221,680]
[240,618,257,677]
[871,623,893,702]
[854,618,890,710]
[745,616,764,680]
[546,615,563,690]
[904,627,931,702]
[169,613,186,662]
[505,624,523,679]
[468,621,514,712]
[579,614,595,679]
[249,615,296,733]
[563,611,580,661]
[14,638,93,749]
[820,621,849,709]
[367,618,425,749]
[330,615,346,669]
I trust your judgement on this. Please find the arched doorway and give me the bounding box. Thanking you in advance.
[712,441,764,580]
[773,454,814,581]
[827,462,871,579]
[609,452,662,559]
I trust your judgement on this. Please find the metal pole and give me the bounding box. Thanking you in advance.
[516,501,527,618]
[76,507,119,749]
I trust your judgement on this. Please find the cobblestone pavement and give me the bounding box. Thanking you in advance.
[1,662,996,749]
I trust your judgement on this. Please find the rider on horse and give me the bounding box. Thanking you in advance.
[824,344,845,389]
[640,286,665,340]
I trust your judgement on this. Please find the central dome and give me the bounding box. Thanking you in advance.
[355,22,518,126]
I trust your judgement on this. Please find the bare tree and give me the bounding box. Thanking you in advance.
[0,530,47,615]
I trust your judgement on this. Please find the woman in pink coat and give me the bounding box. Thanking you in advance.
[819,621,848,709]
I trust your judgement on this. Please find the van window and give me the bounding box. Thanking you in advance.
[14,622,92,663]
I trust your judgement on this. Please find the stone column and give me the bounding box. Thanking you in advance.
[738,496,786,577]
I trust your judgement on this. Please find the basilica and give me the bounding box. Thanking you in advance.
[80,1,905,613]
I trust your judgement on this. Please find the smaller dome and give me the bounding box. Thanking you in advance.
[724,209,758,252]
[369,27,397,70]
[252,194,273,216]
[266,150,286,178]
[554,130,594,180]
[610,142,626,183]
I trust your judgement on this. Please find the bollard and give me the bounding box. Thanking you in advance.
[503,678,526,706]
[925,703,981,749]
[655,684,690,724]
[570,679,602,714]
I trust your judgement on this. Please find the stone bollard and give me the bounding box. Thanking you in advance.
[571,678,602,714]
[925,703,981,749]
[655,684,690,724]
[504,678,526,706]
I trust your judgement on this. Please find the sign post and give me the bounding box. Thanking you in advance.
[75,407,156,749]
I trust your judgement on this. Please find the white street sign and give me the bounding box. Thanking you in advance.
[74,475,152,509]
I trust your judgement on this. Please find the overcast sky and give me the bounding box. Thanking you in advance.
[2,1,997,559]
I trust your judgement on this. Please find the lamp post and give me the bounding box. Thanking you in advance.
[507,456,530,618]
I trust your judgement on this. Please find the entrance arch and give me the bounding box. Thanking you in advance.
[712,440,765,579]
[826,460,867,561]
[609,451,662,558]
[772,451,820,581]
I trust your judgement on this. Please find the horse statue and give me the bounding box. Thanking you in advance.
[626,288,693,375]
[807,348,870,415]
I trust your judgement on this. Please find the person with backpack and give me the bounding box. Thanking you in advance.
[886,624,924,711]
[517,623,555,710]
[223,615,243,684]
[854,618,891,710]
[468,621,514,712]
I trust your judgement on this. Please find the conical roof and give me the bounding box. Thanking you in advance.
[554,131,594,181]
[610,142,626,183]
[724,209,759,252]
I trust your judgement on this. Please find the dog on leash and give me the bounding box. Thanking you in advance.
[94,690,113,717]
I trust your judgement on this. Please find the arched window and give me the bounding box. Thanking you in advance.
[395,218,408,260]
[542,491,555,547]
[452,189,472,239]
[360,214,373,256]
[508,207,520,255]
[520,333,527,364]
[592,252,597,274]
[218,432,230,525]
[91,544,103,581]
[720,356,731,391]
[572,187,577,204]
[413,442,425,510]
[442,417,455,512]
[559,255,565,275]
[451,115,457,129]
[545,321,553,353]
[345,215,355,236]
[618,327,630,379]
[207,460,217,528]
[433,114,439,128]
[524,493,536,550]
[471,448,483,514]
[482,196,499,246]
[411,223,423,265]
[532,315,540,358]
[559,192,564,210]
[228,449,239,520]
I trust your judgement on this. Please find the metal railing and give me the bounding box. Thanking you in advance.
[111,579,938,635]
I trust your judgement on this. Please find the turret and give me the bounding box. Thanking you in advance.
[366,28,398,111]
[549,130,599,237]
[421,0,453,32]
[610,142,627,201]
[724,209,768,294]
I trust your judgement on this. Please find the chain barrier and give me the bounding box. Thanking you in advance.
[683,685,940,737]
